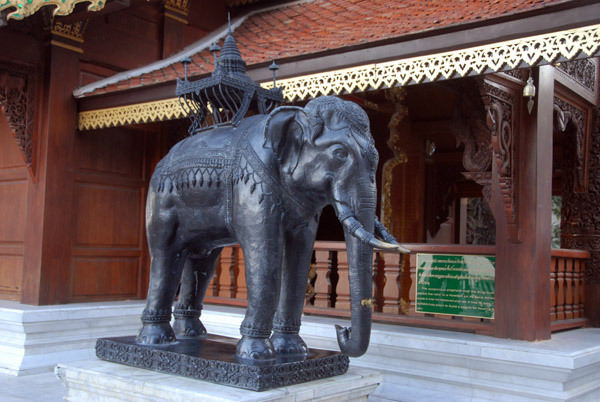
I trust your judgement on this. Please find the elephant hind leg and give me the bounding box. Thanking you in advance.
[137,248,187,345]
[173,248,222,338]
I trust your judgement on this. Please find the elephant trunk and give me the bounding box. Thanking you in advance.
[333,197,377,357]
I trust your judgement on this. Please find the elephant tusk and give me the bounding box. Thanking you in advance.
[341,215,409,253]
[368,237,411,253]
[373,217,411,253]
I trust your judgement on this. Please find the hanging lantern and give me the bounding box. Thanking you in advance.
[523,71,536,115]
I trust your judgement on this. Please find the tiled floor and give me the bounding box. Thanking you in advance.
[2,370,66,402]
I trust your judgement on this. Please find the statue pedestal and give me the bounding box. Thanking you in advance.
[56,358,381,402]
[95,335,350,391]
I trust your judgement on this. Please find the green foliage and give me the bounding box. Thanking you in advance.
[551,196,562,248]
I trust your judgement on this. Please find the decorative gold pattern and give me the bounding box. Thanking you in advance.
[50,21,88,42]
[76,25,600,130]
[381,88,408,232]
[78,98,185,130]
[1,0,106,21]
[164,0,189,15]
[263,24,600,101]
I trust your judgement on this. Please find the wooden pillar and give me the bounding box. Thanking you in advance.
[490,66,553,340]
[560,105,600,327]
[161,1,189,58]
[21,35,81,304]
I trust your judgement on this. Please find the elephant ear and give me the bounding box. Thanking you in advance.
[262,106,313,174]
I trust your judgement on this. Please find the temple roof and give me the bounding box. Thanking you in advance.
[73,0,573,98]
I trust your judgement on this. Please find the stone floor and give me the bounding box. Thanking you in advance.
[1,370,66,402]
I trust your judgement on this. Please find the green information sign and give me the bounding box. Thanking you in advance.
[416,254,495,319]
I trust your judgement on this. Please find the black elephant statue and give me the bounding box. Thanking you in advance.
[137,96,408,362]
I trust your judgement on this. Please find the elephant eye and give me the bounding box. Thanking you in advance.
[332,147,348,160]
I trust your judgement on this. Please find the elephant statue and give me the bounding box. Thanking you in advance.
[137,96,408,362]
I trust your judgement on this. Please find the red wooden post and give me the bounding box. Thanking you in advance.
[313,249,333,308]
[372,252,383,312]
[217,246,235,298]
[207,249,222,297]
[234,246,247,300]
[335,250,351,310]
[573,259,581,319]
[22,42,79,304]
[381,251,403,315]
[491,67,552,340]
[550,256,557,321]
[407,253,418,316]
[565,258,574,319]
[556,258,566,321]
[580,259,586,319]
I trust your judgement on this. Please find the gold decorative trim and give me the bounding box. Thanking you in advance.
[381,88,408,232]
[77,24,600,130]
[263,24,600,101]
[50,39,83,54]
[78,98,185,130]
[164,11,188,25]
[51,29,85,43]
[164,0,189,15]
[50,20,88,43]
[1,0,105,21]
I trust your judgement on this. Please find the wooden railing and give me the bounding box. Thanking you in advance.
[203,242,589,335]
[550,248,589,331]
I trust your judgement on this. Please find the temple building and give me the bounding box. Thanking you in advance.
[1,0,600,400]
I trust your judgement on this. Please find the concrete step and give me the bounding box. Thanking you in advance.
[1,300,599,401]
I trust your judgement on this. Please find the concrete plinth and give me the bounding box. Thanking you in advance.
[0,300,145,375]
[56,359,382,401]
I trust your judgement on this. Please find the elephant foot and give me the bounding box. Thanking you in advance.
[173,317,207,339]
[136,322,176,344]
[270,332,308,357]
[235,336,276,363]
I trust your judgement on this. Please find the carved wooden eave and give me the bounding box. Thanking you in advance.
[77,24,600,131]
[0,60,36,176]
[263,24,600,101]
[0,0,105,22]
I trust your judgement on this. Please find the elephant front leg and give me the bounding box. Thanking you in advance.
[271,221,319,357]
[235,235,283,362]
[173,249,222,338]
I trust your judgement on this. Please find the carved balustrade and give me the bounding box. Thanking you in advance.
[550,248,589,331]
[202,242,589,334]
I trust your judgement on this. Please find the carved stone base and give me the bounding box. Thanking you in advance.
[95,335,349,391]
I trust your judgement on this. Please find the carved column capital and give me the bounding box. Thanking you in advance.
[478,78,520,242]
[163,0,189,24]
[554,96,588,193]
[0,60,36,171]
[449,79,492,174]
[42,8,87,53]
